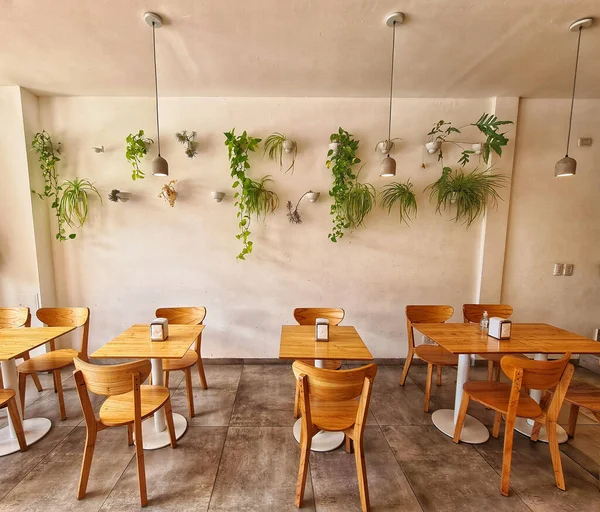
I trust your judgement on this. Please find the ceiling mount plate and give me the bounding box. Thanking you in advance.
[144,12,163,28]
[385,12,404,27]
[569,17,593,32]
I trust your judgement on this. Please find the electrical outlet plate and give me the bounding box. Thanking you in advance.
[578,137,592,147]
[553,263,564,276]
[564,263,574,276]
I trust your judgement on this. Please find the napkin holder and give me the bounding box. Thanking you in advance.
[315,318,329,342]
[150,318,169,341]
[488,317,511,340]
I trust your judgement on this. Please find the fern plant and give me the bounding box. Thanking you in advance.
[263,132,296,173]
[59,178,102,233]
[381,180,417,225]
[126,130,153,180]
[175,130,198,158]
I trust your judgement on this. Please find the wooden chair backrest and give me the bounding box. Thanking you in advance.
[155,307,206,325]
[0,307,30,328]
[463,304,513,324]
[293,308,344,326]
[74,357,151,397]
[37,307,90,360]
[405,305,454,350]
[292,360,376,402]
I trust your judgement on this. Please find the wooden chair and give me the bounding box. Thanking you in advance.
[17,307,90,420]
[292,307,344,419]
[399,305,456,412]
[0,307,43,392]
[463,304,527,381]
[0,389,27,452]
[156,307,207,418]
[73,357,176,507]
[563,381,600,437]
[453,354,574,496]
[293,360,377,512]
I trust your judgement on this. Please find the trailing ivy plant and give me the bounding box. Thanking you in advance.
[31,131,75,241]
[175,130,198,158]
[59,178,102,233]
[225,129,281,260]
[381,180,417,225]
[326,128,361,242]
[126,130,153,180]
[425,166,509,227]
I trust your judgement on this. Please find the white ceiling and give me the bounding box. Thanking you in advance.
[1,0,599,98]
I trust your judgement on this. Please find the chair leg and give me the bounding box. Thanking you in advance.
[196,358,208,390]
[0,371,3,389]
[6,398,27,452]
[424,363,433,413]
[566,404,579,438]
[345,434,353,454]
[164,371,170,389]
[487,360,494,381]
[295,422,312,508]
[164,398,177,449]
[354,435,371,512]
[547,421,566,490]
[18,372,27,417]
[127,423,134,446]
[453,392,470,443]
[77,429,97,499]
[493,362,502,382]
[22,354,43,392]
[399,350,414,386]
[184,368,195,418]
[293,380,300,419]
[54,370,67,420]
[134,416,148,506]
[53,371,58,393]
[500,417,516,496]
[492,411,502,438]
[436,365,442,386]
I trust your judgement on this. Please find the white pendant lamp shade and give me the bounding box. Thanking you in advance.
[380,156,397,177]
[153,155,169,176]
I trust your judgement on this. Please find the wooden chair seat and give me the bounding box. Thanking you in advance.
[99,385,170,427]
[414,345,458,366]
[563,381,600,437]
[463,381,542,418]
[0,389,27,452]
[17,349,79,373]
[0,389,17,405]
[310,398,360,431]
[162,349,198,371]
[299,359,342,370]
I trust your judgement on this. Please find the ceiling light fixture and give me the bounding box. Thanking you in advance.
[144,12,169,177]
[380,12,404,178]
[555,17,593,178]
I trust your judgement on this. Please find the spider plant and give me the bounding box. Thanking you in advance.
[425,167,509,227]
[175,130,198,158]
[343,168,376,229]
[58,178,102,232]
[245,175,280,219]
[263,132,296,173]
[381,180,417,225]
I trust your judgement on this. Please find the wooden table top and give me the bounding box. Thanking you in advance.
[279,325,374,361]
[415,323,600,355]
[0,326,75,361]
[91,324,204,360]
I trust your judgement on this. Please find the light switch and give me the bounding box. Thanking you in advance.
[553,263,564,276]
[578,137,592,147]
[564,264,574,276]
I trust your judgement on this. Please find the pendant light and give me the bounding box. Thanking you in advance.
[380,12,404,178]
[554,17,593,178]
[144,12,169,177]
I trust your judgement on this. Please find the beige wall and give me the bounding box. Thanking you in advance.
[502,98,600,339]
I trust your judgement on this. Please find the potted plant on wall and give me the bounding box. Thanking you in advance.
[175,130,198,158]
[263,132,297,173]
[125,130,153,180]
[59,178,102,235]
[158,180,178,207]
[329,133,341,155]
[381,180,417,225]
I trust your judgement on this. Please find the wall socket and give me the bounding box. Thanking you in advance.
[553,263,564,276]
[553,263,574,276]
[578,137,593,147]
[563,263,574,276]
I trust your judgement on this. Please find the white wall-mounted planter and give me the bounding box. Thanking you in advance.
[472,143,482,155]
[328,142,340,155]
[376,139,398,154]
[282,140,297,154]
[211,191,225,203]
[425,141,441,154]
[306,191,320,203]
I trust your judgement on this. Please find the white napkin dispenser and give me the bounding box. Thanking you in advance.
[315,318,330,341]
[150,318,169,341]
[488,317,512,340]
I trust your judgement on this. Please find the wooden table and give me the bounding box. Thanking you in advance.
[279,325,373,451]
[415,323,600,444]
[0,326,75,456]
[91,324,204,450]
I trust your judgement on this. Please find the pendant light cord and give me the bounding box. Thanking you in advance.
[387,21,396,156]
[565,26,582,157]
[152,22,161,156]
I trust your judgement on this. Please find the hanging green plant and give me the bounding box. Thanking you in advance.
[59,178,102,233]
[125,130,153,180]
[381,180,418,225]
[425,167,509,227]
[326,128,361,242]
[343,169,376,229]
[175,130,198,158]
[263,132,297,173]
[31,130,75,241]
[225,129,279,260]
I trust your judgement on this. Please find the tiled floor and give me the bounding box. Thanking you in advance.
[0,362,598,511]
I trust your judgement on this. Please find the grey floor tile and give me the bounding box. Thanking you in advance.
[382,425,529,511]
[170,365,242,426]
[208,426,315,511]
[0,426,133,512]
[230,365,296,427]
[100,426,227,511]
[560,424,600,478]
[309,425,422,512]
